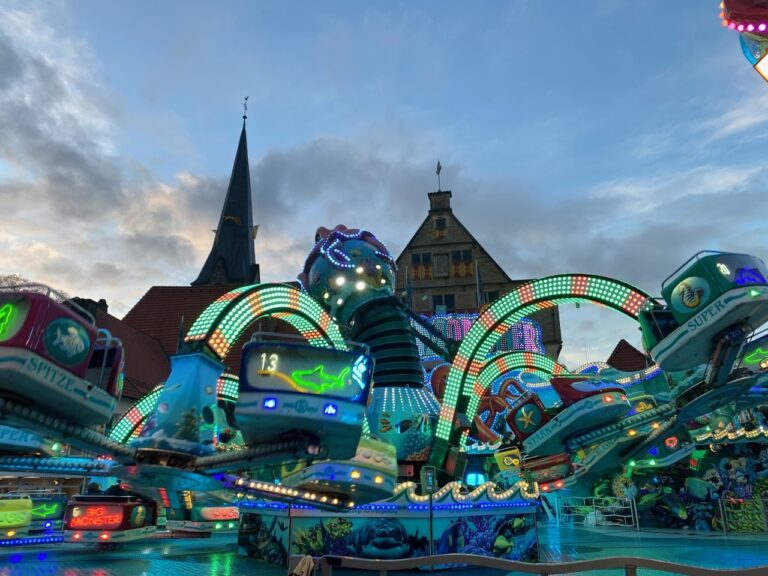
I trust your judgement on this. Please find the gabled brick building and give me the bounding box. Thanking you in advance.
[395,190,562,359]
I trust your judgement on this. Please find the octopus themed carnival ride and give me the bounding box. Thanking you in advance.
[0,221,768,563]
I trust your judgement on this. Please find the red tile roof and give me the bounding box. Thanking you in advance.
[122,285,240,355]
[606,339,650,372]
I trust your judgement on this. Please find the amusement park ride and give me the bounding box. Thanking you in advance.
[722,0,768,81]
[0,218,768,547]
[0,4,766,549]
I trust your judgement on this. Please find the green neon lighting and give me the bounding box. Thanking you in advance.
[435,274,652,444]
[0,303,15,338]
[291,365,350,393]
[744,347,768,365]
[185,283,345,359]
[108,385,163,443]
[465,351,569,434]
[31,503,60,519]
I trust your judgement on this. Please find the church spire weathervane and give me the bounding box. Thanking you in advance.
[436,159,442,192]
[191,107,258,286]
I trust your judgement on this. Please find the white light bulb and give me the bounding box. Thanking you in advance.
[335,276,346,286]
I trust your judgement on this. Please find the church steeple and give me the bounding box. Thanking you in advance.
[192,119,259,286]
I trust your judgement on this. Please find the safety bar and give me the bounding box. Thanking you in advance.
[0,283,96,325]
[297,553,768,576]
[660,250,724,289]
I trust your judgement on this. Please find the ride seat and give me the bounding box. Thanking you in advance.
[85,344,122,395]
[549,377,624,408]
[647,308,679,340]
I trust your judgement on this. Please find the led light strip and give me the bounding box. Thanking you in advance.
[392,479,539,502]
[436,274,652,442]
[107,385,164,442]
[464,352,569,430]
[185,283,345,358]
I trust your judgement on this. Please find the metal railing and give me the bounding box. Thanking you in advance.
[292,554,768,576]
[556,496,638,529]
[719,496,768,534]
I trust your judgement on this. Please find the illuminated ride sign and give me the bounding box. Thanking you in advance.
[0,298,29,343]
[242,341,372,404]
[198,507,239,521]
[68,506,123,530]
[31,502,63,520]
[411,314,545,360]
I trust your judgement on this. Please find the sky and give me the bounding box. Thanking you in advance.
[1,0,768,368]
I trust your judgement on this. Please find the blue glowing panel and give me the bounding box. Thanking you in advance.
[263,397,278,410]
[241,341,372,404]
[323,403,338,416]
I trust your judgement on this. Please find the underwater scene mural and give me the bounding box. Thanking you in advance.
[237,511,290,566]
[432,513,538,562]
[291,516,431,559]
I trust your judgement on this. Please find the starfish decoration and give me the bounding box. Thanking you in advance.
[518,406,536,430]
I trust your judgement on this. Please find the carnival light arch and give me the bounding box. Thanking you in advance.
[435,274,654,444]
[184,283,346,358]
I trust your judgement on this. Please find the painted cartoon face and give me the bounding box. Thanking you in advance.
[349,518,410,559]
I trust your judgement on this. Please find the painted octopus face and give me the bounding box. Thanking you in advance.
[301,227,396,323]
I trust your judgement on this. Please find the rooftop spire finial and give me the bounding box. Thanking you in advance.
[435,159,442,192]
[243,96,249,121]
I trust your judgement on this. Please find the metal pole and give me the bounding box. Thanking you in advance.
[428,492,434,573]
[593,497,598,526]
[625,565,637,576]
[719,499,728,535]
[631,497,640,532]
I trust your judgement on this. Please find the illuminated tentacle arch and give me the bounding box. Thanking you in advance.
[467,352,569,427]
[108,385,163,443]
[184,283,346,358]
[574,361,610,374]
[436,274,654,444]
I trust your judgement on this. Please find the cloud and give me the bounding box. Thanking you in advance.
[589,165,761,216]
[700,91,768,144]
[3,1,768,374]
[0,5,123,220]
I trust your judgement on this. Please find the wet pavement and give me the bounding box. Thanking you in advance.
[1,525,768,575]
[0,534,281,576]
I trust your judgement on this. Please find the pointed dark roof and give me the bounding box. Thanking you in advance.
[606,339,649,372]
[192,122,258,285]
